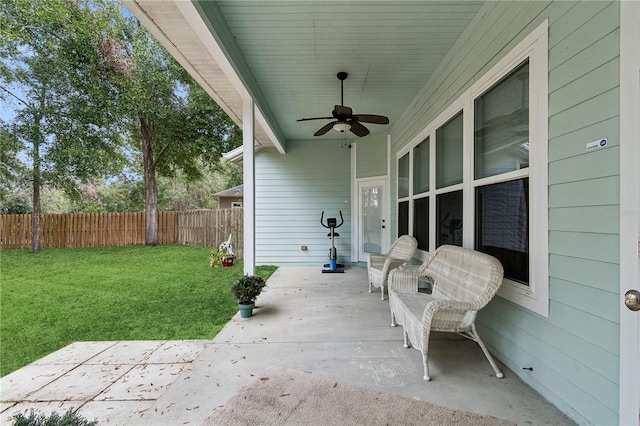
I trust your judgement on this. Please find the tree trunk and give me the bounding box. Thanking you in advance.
[31,125,41,253]
[141,117,158,246]
[31,165,41,253]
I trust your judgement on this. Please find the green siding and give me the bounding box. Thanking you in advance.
[549,116,619,162]
[355,133,388,179]
[255,140,351,265]
[387,1,621,424]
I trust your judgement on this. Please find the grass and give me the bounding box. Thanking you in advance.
[0,245,277,377]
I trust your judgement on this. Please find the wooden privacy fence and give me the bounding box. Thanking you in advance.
[0,211,176,249]
[0,209,243,253]
[176,209,243,258]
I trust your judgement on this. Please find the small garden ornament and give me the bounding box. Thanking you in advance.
[230,275,266,318]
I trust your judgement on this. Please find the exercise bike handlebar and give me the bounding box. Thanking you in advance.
[320,210,344,229]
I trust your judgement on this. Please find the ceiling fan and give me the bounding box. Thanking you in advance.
[297,72,389,137]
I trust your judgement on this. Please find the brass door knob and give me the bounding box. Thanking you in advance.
[624,290,640,311]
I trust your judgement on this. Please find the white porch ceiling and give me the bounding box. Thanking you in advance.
[125,1,485,148]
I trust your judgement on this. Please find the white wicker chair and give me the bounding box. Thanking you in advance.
[388,245,504,381]
[367,235,417,300]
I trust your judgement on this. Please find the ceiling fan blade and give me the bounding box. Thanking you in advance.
[349,120,370,137]
[353,114,389,125]
[334,105,352,118]
[297,116,334,122]
[314,122,336,136]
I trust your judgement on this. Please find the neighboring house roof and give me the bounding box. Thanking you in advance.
[214,185,243,199]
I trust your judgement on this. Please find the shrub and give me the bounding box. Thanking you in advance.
[230,275,266,304]
[11,408,97,426]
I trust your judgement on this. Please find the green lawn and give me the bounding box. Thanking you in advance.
[0,245,277,377]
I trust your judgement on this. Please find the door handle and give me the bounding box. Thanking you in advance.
[624,290,640,311]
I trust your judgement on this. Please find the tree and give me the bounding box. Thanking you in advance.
[0,122,26,206]
[0,0,128,252]
[2,0,242,249]
[117,27,241,245]
[221,160,243,189]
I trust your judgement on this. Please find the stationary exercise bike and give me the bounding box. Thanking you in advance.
[321,211,345,273]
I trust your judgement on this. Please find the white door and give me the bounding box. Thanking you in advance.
[619,2,640,423]
[357,179,388,261]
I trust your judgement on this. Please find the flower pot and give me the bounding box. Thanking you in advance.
[222,255,235,267]
[238,302,255,318]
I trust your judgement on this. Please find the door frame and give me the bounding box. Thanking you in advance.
[619,1,640,423]
[355,177,390,262]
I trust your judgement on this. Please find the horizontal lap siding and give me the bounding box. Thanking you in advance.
[388,1,620,424]
[255,140,351,265]
[355,133,388,179]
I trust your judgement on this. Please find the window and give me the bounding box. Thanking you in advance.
[475,61,529,179]
[413,138,429,194]
[395,20,548,316]
[398,201,409,237]
[398,153,409,199]
[436,191,463,248]
[436,112,463,188]
[474,60,530,285]
[475,179,529,284]
[413,196,429,250]
[232,201,243,208]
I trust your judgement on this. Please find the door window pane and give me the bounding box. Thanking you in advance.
[398,201,409,237]
[413,197,429,251]
[413,137,429,194]
[475,178,529,284]
[398,153,409,198]
[436,112,463,188]
[475,60,529,179]
[362,186,382,254]
[436,190,463,247]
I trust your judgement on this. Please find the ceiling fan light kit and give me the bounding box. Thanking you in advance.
[297,72,389,138]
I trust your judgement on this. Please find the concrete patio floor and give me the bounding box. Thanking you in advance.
[1,266,575,425]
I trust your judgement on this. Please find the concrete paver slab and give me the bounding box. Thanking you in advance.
[145,341,209,364]
[0,364,76,401]
[95,363,189,401]
[26,364,133,402]
[77,400,156,424]
[31,342,117,366]
[86,341,164,365]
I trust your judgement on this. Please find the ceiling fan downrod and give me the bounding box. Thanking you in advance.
[337,72,348,106]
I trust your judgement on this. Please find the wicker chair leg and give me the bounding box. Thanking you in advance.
[422,352,431,381]
[391,311,397,327]
[403,330,411,349]
[380,284,385,300]
[369,280,372,293]
[471,324,504,379]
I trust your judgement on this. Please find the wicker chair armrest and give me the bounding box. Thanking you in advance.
[382,257,407,274]
[388,267,420,293]
[367,253,386,269]
[422,299,476,324]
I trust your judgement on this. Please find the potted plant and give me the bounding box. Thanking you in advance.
[209,248,234,268]
[222,253,235,267]
[230,275,266,318]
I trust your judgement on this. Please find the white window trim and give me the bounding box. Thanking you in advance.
[396,20,549,317]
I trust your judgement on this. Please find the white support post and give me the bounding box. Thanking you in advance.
[619,1,640,423]
[243,98,256,276]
